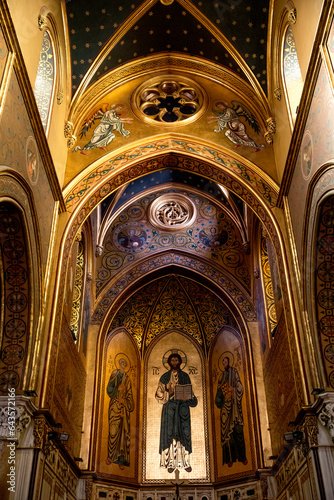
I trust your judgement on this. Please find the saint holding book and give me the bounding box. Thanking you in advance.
[155,351,198,473]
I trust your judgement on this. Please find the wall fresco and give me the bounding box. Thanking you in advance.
[97,329,139,481]
[0,71,55,273]
[144,331,208,481]
[211,328,254,481]
[288,62,334,263]
[96,188,251,294]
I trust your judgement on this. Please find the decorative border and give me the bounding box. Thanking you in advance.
[64,145,278,212]
[92,252,256,325]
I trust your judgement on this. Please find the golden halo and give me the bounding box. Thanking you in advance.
[114,353,131,372]
[162,349,187,370]
[218,351,234,372]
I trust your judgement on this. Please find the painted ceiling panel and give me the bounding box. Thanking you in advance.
[66,0,143,92]
[196,0,269,93]
[66,0,269,95]
[90,0,247,86]
[111,169,230,215]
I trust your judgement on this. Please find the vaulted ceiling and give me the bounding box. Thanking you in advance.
[66,0,270,96]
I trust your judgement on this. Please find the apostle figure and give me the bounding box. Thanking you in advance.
[106,357,134,469]
[215,356,247,467]
[155,352,197,473]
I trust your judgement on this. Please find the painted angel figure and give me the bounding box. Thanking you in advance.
[208,101,265,152]
[72,103,132,154]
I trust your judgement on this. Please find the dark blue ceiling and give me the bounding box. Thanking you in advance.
[66,0,269,95]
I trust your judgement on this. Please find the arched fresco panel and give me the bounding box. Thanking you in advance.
[97,329,139,482]
[144,330,208,482]
[210,327,255,481]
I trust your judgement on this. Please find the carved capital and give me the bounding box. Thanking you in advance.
[254,268,260,279]
[75,232,82,242]
[288,8,297,25]
[86,272,93,282]
[95,245,104,257]
[305,415,318,447]
[38,15,48,31]
[274,87,282,100]
[319,402,334,442]
[0,396,36,441]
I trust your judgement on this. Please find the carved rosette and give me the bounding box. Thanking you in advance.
[319,402,334,442]
[148,193,196,232]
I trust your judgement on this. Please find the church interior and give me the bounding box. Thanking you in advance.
[1,0,334,499]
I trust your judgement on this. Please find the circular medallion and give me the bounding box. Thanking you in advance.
[300,130,313,180]
[5,319,26,339]
[148,193,196,232]
[322,206,334,227]
[3,239,24,259]
[7,291,27,313]
[0,371,20,391]
[324,344,334,363]
[0,214,20,234]
[319,316,334,336]
[114,222,148,253]
[318,235,334,255]
[5,265,27,286]
[26,136,39,185]
[329,371,334,389]
[2,345,25,365]
[317,261,334,282]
